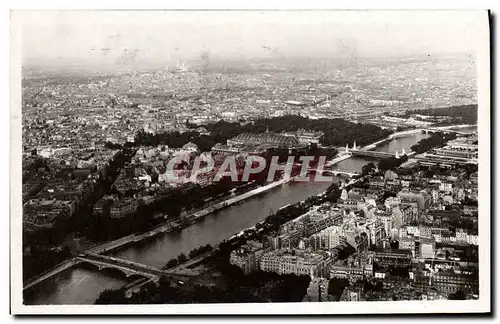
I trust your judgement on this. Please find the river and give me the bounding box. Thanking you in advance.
[374,132,430,154]
[23,131,434,305]
[24,266,130,305]
[448,125,478,134]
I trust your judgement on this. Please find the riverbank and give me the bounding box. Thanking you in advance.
[25,170,325,290]
[87,158,352,257]
[119,175,363,296]
[25,139,376,290]
[87,176,304,256]
[362,124,477,151]
[23,129,431,304]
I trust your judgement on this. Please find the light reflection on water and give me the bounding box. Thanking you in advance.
[25,132,431,305]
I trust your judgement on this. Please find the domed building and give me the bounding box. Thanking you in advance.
[213,127,307,156]
[182,142,199,153]
[228,131,302,147]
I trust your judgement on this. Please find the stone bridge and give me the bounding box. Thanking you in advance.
[422,128,470,136]
[309,168,360,177]
[343,141,409,159]
[349,149,395,159]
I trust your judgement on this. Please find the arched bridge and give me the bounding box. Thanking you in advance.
[24,253,195,291]
[77,253,195,281]
[343,142,409,159]
[422,127,472,136]
[349,149,395,159]
[76,255,160,279]
[317,169,360,177]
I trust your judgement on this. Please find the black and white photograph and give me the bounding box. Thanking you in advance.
[9,9,491,315]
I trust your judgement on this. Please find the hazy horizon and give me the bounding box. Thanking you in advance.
[17,10,485,71]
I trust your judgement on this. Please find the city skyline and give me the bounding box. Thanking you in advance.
[22,10,482,70]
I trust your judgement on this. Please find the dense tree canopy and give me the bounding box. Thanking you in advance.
[134,115,393,151]
[377,155,408,171]
[327,278,350,301]
[404,104,477,125]
[95,270,311,304]
[361,163,376,175]
[411,132,457,154]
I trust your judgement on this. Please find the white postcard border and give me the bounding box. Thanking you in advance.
[9,8,491,315]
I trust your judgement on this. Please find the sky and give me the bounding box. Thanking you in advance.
[17,10,487,68]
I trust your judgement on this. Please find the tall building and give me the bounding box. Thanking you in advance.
[397,189,432,210]
[373,248,413,267]
[307,225,344,250]
[377,212,393,239]
[229,240,264,274]
[420,238,436,259]
[330,256,365,282]
[385,197,401,211]
[365,218,385,247]
[391,228,400,241]
[392,207,404,228]
[259,249,329,277]
[304,213,343,237]
[399,236,416,257]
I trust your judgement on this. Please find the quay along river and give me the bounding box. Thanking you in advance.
[24,128,476,305]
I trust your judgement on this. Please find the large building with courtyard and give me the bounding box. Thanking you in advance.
[211,128,322,156]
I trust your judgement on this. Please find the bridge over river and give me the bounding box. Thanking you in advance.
[25,125,476,305]
[24,253,195,291]
[422,126,472,136]
[349,149,395,159]
[340,138,412,159]
[308,167,360,177]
